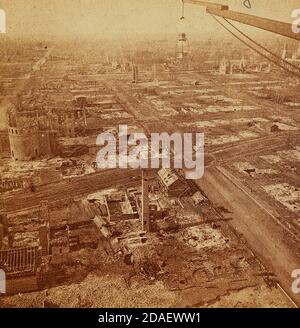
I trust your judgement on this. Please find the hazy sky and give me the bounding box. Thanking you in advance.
[1,0,299,39]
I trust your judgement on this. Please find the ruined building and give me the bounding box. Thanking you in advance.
[7,106,59,161]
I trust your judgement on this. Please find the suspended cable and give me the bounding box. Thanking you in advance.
[180,0,185,20]
[210,14,300,79]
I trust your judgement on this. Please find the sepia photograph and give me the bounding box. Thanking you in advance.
[0,0,300,317]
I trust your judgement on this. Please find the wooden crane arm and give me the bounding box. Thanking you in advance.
[182,0,300,41]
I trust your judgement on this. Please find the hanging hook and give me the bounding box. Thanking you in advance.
[243,0,251,9]
[180,0,185,20]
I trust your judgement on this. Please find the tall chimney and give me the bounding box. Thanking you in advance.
[142,170,150,231]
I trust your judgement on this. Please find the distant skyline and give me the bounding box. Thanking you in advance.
[0,0,299,40]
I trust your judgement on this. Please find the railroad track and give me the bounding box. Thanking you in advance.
[2,168,139,212]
